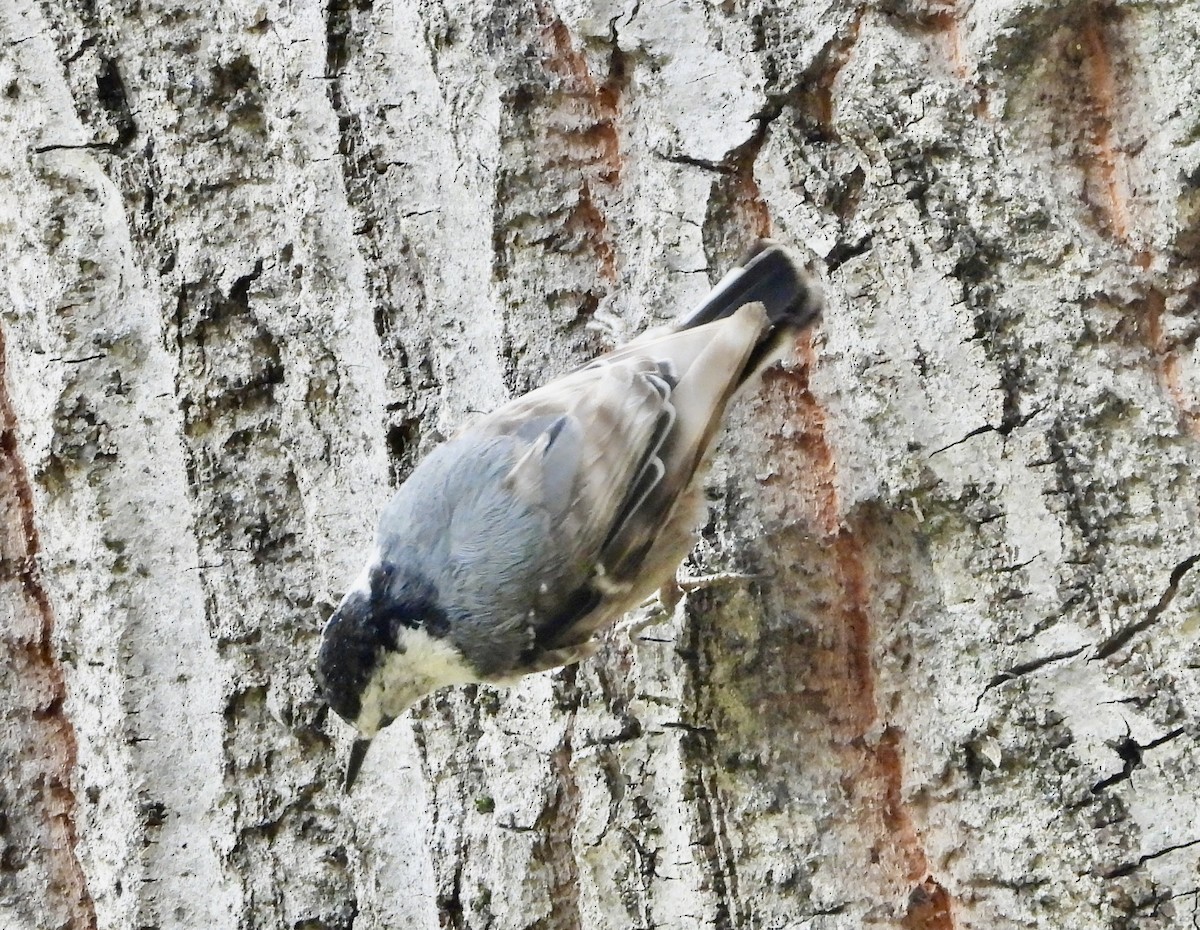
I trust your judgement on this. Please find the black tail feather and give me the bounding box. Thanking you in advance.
[676,241,823,331]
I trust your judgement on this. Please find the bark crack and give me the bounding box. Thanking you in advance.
[975,645,1088,710]
[928,406,1043,458]
[1091,554,1200,660]
[1090,726,1187,794]
[653,151,736,174]
[1103,836,1200,880]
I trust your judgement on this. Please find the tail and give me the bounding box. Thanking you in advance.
[676,240,823,332]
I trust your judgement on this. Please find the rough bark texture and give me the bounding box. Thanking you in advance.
[2,0,1199,928]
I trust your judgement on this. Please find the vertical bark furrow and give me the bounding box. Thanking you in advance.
[170,277,357,927]
[1076,7,1138,252]
[489,4,625,392]
[0,326,97,930]
[753,345,960,923]
[537,722,584,930]
[802,8,867,138]
[323,0,445,486]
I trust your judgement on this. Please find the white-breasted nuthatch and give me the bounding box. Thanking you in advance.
[317,242,822,787]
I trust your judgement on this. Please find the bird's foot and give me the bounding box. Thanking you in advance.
[658,570,763,610]
[675,569,762,593]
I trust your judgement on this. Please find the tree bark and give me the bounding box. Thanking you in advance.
[2,0,1199,928]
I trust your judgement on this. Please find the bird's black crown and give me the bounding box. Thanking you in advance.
[315,563,448,725]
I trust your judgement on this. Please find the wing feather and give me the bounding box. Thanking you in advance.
[601,303,770,579]
[477,357,675,560]
[455,302,770,659]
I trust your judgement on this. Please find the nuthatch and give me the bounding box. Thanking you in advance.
[317,242,822,787]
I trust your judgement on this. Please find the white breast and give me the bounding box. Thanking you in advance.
[354,627,480,735]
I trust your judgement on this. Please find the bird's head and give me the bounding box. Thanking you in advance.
[316,561,475,787]
[316,561,451,733]
[316,584,391,735]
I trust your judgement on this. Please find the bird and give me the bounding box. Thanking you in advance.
[316,241,822,788]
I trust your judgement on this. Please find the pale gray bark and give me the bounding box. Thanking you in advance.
[1,1,1199,929]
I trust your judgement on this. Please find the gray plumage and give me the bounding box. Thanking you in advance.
[317,241,822,786]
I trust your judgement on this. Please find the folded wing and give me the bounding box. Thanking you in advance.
[470,303,772,658]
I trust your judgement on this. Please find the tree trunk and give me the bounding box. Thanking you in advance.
[2,1,1199,928]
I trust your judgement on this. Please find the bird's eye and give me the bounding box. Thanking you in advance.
[368,562,396,602]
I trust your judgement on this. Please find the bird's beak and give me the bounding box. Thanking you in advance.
[344,736,372,792]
